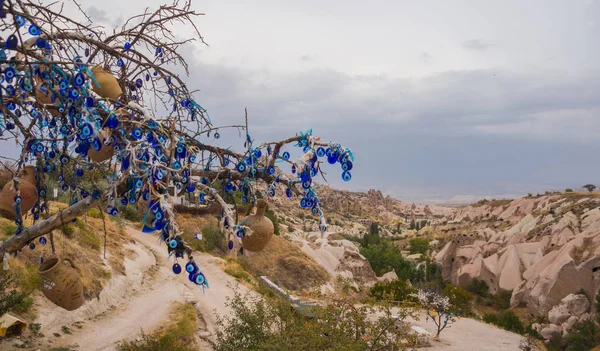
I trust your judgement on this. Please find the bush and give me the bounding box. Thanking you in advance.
[0,273,28,316]
[409,238,429,255]
[87,208,102,218]
[264,208,280,236]
[118,332,195,351]
[369,279,416,302]
[499,310,525,334]
[118,205,143,222]
[467,278,489,297]
[181,218,224,253]
[484,310,525,334]
[360,239,418,281]
[0,221,17,238]
[565,188,574,193]
[214,289,411,351]
[483,313,499,325]
[444,283,472,315]
[493,289,512,310]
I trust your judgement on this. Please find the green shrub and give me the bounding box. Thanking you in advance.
[202,220,224,252]
[118,205,142,222]
[565,188,574,193]
[467,278,489,297]
[444,283,472,316]
[409,238,429,255]
[16,262,42,293]
[0,221,17,238]
[499,310,525,334]
[87,208,102,218]
[493,289,512,310]
[369,279,416,302]
[483,313,499,325]
[483,310,525,334]
[61,223,75,237]
[11,295,34,313]
[525,325,543,340]
[0,274,28,316]
[264,209,280,236]
[565,319,600,351]
[118,332,196,351]
[360,239,418,280]
[214,289,411,351]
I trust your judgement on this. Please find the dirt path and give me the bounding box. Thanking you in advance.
[402,311,523,351]
[37,226,248,351]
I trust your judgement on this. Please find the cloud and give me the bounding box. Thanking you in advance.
[86,6,110,23]
[186,54,600,144]
[177,53,600,202]
[300,55,313,62]
[419,52,432,64]
[462,39,492,51]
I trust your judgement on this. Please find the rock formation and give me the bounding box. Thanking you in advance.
[435,194,600,319]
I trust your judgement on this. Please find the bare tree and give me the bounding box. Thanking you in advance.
[0,0,354,288]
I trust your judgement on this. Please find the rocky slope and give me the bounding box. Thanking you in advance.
[433,193,600,339]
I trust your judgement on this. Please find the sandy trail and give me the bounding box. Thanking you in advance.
[402,311,523,351]
[47,226,248,351]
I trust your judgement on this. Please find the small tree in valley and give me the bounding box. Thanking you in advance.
[583,184,597,192]
[413,289,460,339]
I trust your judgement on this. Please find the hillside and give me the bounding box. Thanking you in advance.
[431,192,600,341]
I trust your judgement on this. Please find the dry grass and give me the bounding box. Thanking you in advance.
[2,201,132,302]
[220,258,255,286]
[239,235,329,293]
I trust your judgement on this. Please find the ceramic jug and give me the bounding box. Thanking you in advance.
[38,257,85,311]
[0,166,38,220]
[241,199,274,252]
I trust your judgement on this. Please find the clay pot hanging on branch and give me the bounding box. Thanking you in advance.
[240,199,274,252]
[34,78,56,105]
[91,66,122,100]
[88,128,114,163]
[0,166,39,220]
[38,257,85,311]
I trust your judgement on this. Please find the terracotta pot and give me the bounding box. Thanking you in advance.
[0,166,38,220]
[46,106,63,118]
[91,66,122,100]
[38,257,85,311]
[34,78,57,105]
[241,199,274,252]
[88,129,114,163]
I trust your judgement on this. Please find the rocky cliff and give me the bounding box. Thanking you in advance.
[434,193,600,337]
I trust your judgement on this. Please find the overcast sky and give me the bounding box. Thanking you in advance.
[66,1,600,203]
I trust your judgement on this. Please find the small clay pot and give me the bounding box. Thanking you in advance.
[0,166,38,220]
[91,66,122,100]
[38,257,85,311]
[88,129,114,163]
[34,78,57,105]
[241,199,274,252]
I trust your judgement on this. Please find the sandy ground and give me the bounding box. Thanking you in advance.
[403,312,524,351]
